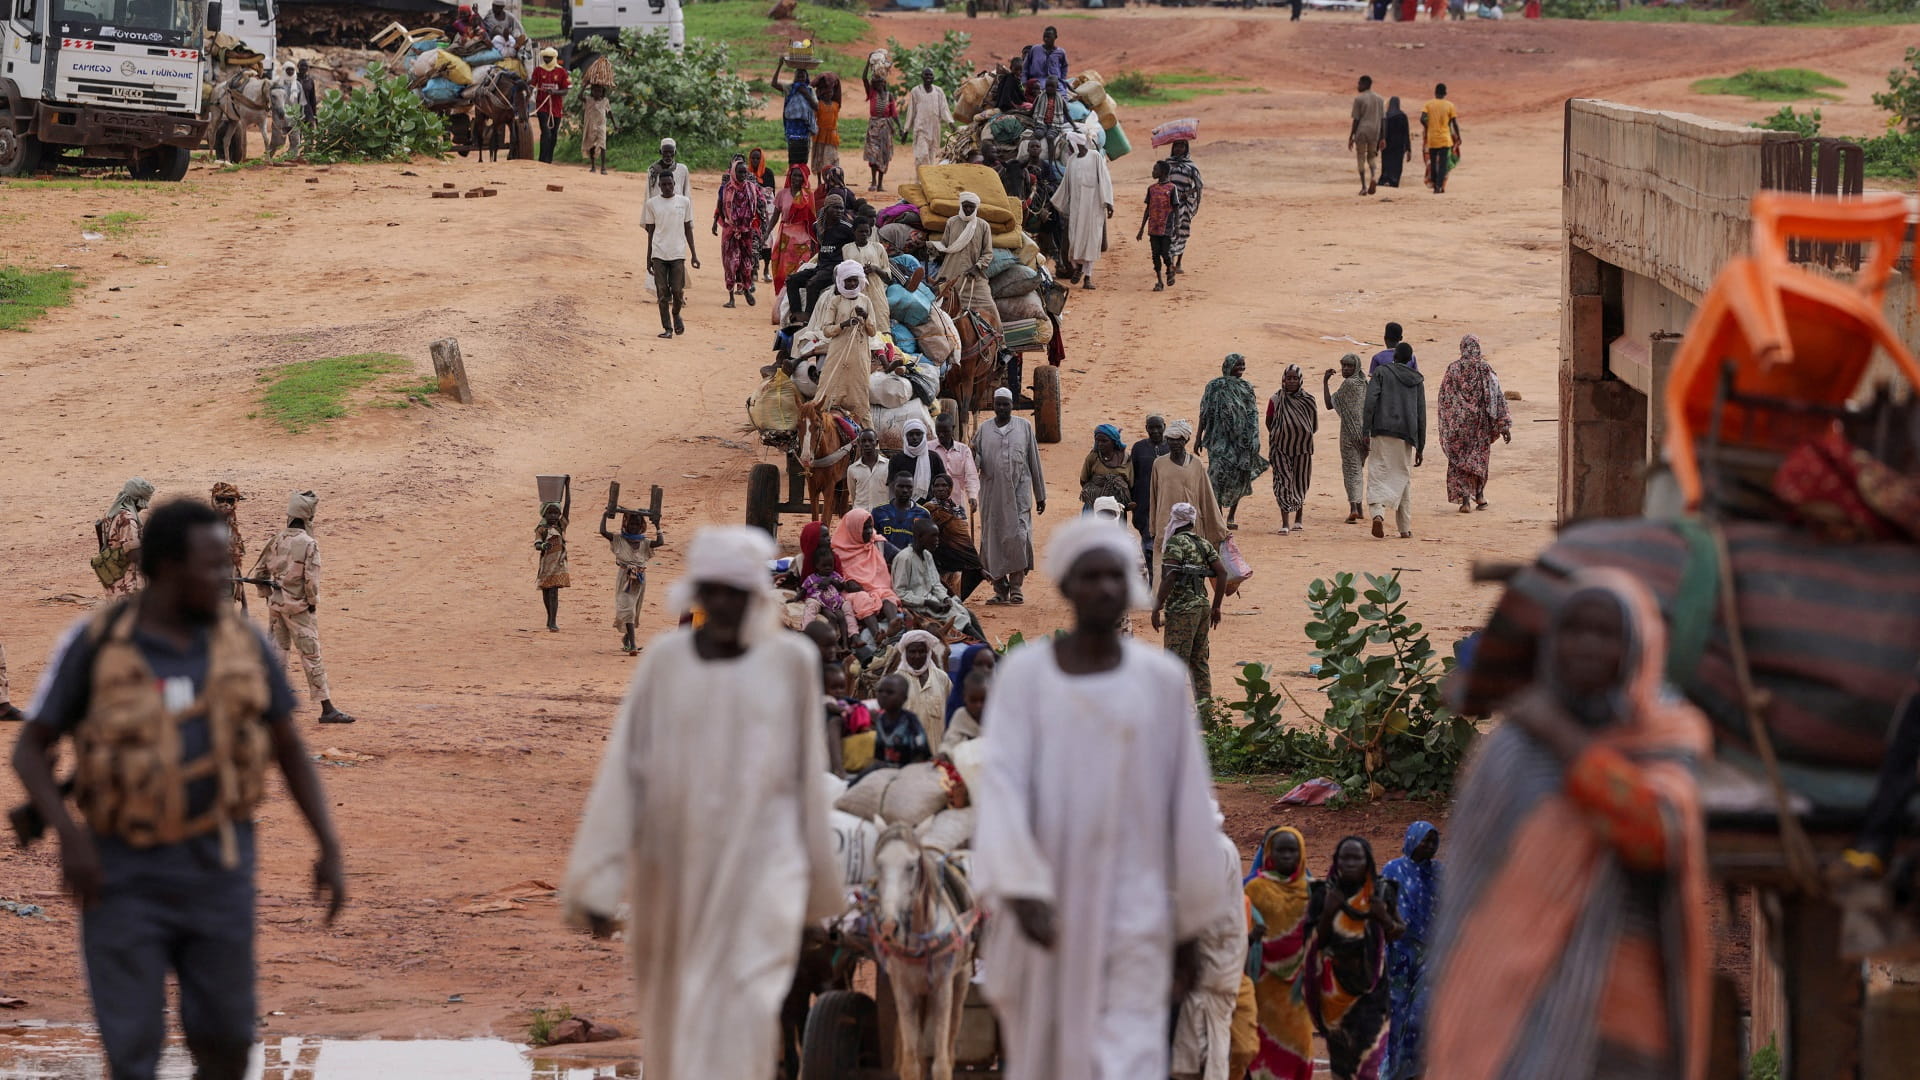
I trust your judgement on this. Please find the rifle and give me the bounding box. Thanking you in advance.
[235,575,283,592]
[8,779,70,848]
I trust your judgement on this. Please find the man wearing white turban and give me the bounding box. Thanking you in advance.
[806,258,882,427]
[1146,420,1230,587]
[975,515,1238,1080]
[932,192,999,332]
[976,386,1047,605]
[1049,128,1114,288]
[563,525,842,1080]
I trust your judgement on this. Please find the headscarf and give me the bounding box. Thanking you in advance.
[1339,352,1363,375]
[287,489,318,523]
[830,507,895,595]
[210,482,244,502]
[538,47,559,66]
[1380,820,1440,948]
[955,192,980,216]
[1221,353,1245,376]
[1166,418,1193,440]
[900,418,933,500]
[1044,515,1151,609]
[747,146,767,177]
[538,500,563,527]
[1250,823,1311,896]
[834,259,866,300]
[1283,362,1303,382]
[879,222,922,256]
[814,70,842,103]
[1093,423,1123,450]
[896,629,945,675]
[667,525,783,646]
[1426,569,1711,1080]
[107,477,154,517]
[933,193,986,256]
[797,520,827,577]
[1386,95,1403,117]
[1164,501,1197,537]
[1092,495,1124,519]
[945,643,994,721]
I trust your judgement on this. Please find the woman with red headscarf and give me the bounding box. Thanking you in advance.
[767,163,817,322]
[714,156,766,309]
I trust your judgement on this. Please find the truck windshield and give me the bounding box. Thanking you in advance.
[53,0,196,36]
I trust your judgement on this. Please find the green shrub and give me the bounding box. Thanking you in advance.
[1750,1038,1781,1080]
[1754,105,1823,136]
[1542,0,1605,20]
[884,31,975,92]
[1874,47,1920,132]
[304,71,448,164]
[570,29,757,164]
[1864,130,1920,178]
[1867,0,1920,14]
[1751,0,1826,22]
[1210,572,1472,799]
[527,1005,573,1047]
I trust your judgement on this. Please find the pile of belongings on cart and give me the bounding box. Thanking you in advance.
[826,737,987,874]
[749,162,1068,450]
[399,35,525,109]
[949,65,1133,164]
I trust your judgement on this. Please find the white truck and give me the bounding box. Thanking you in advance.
[562,0,681,52]
[0,0,222,178]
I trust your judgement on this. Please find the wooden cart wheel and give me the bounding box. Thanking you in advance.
[746,463,782,537]
[1033,363,1063,444]
[800,989,882,1080]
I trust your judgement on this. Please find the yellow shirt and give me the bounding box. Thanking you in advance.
[1423,98,1457,149]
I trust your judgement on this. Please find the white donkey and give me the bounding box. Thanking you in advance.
[869,822,977,1080]
[209,70,273,162]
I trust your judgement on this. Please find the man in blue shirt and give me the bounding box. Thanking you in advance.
[1369,320,1417,375]
[870,474,932,558]
[1022,26,1067,90]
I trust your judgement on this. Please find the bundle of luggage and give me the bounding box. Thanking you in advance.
[951,67,1132,163]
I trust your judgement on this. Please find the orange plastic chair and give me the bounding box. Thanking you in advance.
[1663,191,1920,510]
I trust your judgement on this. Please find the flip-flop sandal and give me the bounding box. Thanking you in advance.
[1279,526,1290,536]
[1010,590,1026,605]
[1476,500,1489,510]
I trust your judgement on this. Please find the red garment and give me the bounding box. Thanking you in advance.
[530,64,570,119]
[1398,0,1419,16]
[1144,180,1178,236]
[1426,0,1445,17]
[1523,0,1540,14]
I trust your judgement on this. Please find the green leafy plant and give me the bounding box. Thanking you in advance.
[1875,47,1920,132]
[1863,130,1920,178]
[1868,0,1920,13]
[1750,1038,1781,1080]
[304,71,449,164]
[1753,105,1823,136]
[1542,0,1605,20]
[568,29,757,167]
[1751,0,1826,22]
[527,1005,573,1047]
[884,31,975,94]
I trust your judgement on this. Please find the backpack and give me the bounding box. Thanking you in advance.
[90,520,130,588]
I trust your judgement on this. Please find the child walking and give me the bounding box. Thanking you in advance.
[534,478,571,631]
[1137,160,1184,291]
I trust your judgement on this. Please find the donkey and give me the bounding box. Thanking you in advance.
[209,70,273,162]
[869,823,976,1080]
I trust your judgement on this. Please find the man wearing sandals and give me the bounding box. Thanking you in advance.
[975,388,1047,607]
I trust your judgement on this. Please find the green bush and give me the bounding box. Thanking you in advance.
[1874,47,1920,132]
[304,71,448,164]
[1868,0,1920,14]
[570,29,757,166]
[1864,130,1920,178]
[884,31,975,92]
[1751,0,1826,22]
[1210,572,1472,799]
[1750,1038,1781,1080]
[1542,0,1605,20]
[1754,105,1823,136]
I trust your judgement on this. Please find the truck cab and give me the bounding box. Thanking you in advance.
[225,0,274,70]
[563,0,681,51]
[0,0,210,178]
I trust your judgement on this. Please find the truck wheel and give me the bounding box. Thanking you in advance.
[746,462,782,537]
[800,990,881,1080]
[0,120,43,177]
[129,146,190,182]
[1032,363,1062,444]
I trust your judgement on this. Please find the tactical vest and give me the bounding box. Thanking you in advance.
[73,601,273,867]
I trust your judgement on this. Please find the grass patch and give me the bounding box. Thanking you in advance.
[1692,67,1844,101]
[527,1005,573,1047]
[0,266,80,331]
[524,11,562,39]
[686,0,871,82]
[85,211,148,237]
[1106,68,1234,106]
[561,114,872,173]
[259,352,416,432]
[1,178,183,191]
[1605,4,1920,22]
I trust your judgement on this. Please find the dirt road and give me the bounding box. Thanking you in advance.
[0,8,1898,1043]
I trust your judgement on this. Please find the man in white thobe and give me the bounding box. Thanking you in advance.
[904,69,953,167]
[563,526,843,1080]
[1049,129,1115,289]
[974,387,1047,604]
[1171,824,1251,1080]
[974,516,1238,1080]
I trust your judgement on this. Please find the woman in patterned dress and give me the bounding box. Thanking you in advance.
[1245,825,1318,1080]
[767,163,816,322]
[862,55,897,193]
[1437,333,1513,513]
[714,156,765,308]
[1305,835,1402,1080]
[1195,352,1267,528]
[1322,353,1369,523]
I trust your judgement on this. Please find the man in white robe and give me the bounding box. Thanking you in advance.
[974,387,1047,605]
[904,68,953,167]
[1048,130,1114,289]
[973,517,1238,1080]
[1171,824,1252,1080]
[563,526,844,1080]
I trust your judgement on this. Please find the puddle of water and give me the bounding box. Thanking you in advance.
[0,1025,640,1079]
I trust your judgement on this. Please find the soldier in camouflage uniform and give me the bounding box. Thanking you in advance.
[211,482,248,613]
[251,490,354,724]
[96,478,154,596]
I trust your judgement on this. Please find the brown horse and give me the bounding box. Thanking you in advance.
[465,68,531,162]
[795,397,853,533]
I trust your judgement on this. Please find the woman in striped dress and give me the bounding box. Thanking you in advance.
[1246,826,1318,1080]
[1161,139,1204,272]
[1266,364,1318,535]
[862,56,897,193]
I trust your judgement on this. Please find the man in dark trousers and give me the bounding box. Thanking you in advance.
[11,497,345,1080]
